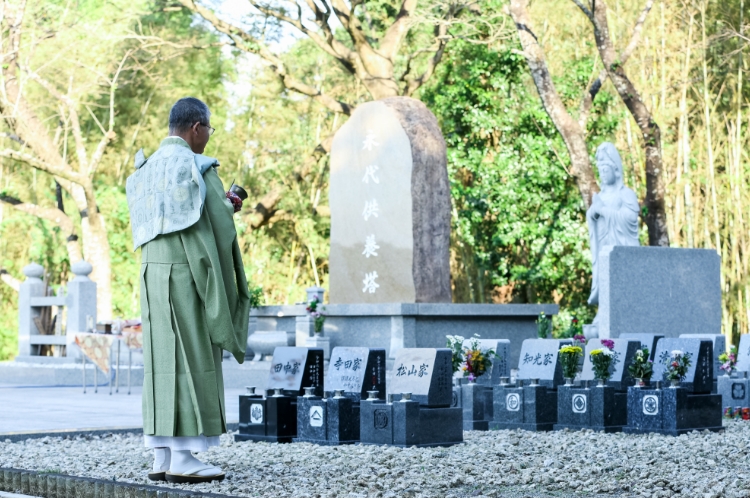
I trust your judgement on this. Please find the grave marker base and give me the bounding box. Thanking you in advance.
[359,399,462,447]
[235,393,298,444]
[452,382,494,431]
[623,386,723,436]
[490,385,558,432]
[718,375,750,409]
[294,395,360,445]
[553,385,627,433]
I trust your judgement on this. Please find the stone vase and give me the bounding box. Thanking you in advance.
[670,379,680,388]
[564,377,574,386]
[596,379,606,387]
[635,378,650,388]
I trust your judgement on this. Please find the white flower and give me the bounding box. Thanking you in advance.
[671,349,684,358]
[600,347,613,356]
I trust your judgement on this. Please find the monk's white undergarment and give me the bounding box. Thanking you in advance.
[144,434,220,452]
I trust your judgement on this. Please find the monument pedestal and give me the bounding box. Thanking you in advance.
[717,375,750,410]
[452,381,493,431]
[359,399,462,447]
[623,386,723,436]
[251,303,558,370]
[294,394,360,445]
[554,384,627,433]
[235,392,298,443]
[490,384,558,432]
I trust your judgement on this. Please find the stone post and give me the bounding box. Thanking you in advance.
[65,261,97,359]
[18,262,45,356]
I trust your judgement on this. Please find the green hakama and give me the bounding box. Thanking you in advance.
[139,145,249,438]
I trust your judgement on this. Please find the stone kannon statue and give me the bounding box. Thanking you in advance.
[587,142,640,311]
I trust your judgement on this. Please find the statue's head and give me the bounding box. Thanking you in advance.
[595,142,624,189]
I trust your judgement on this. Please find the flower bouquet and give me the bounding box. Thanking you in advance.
[589,339,615,383]
[462,337,498,382]
[719,345,739,377]
[664,350,692,385]
[446,335,466,374]
[627,347,654,386]
[305,294,326,333]
[559,345,583,381]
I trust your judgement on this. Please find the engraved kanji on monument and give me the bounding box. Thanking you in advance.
[461,338,510,385]
[390,348,453,407]
[516,339,571,388]
[651,338,713,393]
[328,97,451,303]
[325,347,386,401]
[268,347,324,396]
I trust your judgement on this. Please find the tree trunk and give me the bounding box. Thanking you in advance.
[509,0,600,208]
[588,0,669,246]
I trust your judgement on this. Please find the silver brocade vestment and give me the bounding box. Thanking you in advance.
[126,138,219,250]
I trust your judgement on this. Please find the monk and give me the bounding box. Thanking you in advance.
[126,97,249,484]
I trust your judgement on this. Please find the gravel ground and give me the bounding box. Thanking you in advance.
[1,421,749,498]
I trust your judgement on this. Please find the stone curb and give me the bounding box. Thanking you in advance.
[0,424,239,444]
[0,468,234,498]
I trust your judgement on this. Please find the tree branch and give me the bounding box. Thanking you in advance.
[380,0,418,60]
[177,0,353,115]
[24,70,88,169]
[577,0,655,130]
[0,148,86,184]
[0,194,82,262]
[0,269,21,293]
[509,0,599,207]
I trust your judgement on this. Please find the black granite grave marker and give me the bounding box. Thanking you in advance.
[623,383,723,436]
[624,339,722,436]
[235,347,324,443]
[651,338,713,393]
[579,339,640,391]
[554,382,628,432]
[360,348,462,447]
[295,347,386,445]
[490,339,570,431]
[618,334,664,361]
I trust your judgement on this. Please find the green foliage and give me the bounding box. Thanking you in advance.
[420,41,616,317]
[248,285,264,309]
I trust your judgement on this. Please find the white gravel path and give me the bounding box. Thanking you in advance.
[1,422,748,498]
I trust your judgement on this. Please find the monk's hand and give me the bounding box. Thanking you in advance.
[226,191,243,213]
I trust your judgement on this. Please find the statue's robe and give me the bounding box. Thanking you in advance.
[587,185,640,305]
[138,138,249,437]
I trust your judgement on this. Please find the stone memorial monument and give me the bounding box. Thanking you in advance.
[236,347,324,443]
[360,348,462,447]
[328,97,451,304]
[451,339,511,431]
[295,347,386,445]
[588,246,721,338]
[624,338,722,435]
[618,333,664,361]
[718,371,750,412]
[491,339,571,431]
[555,339,640,432]
[680,333,726,391]
[735,334,750,374]
[585,142,640,338]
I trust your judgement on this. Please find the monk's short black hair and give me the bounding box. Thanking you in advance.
[169,97,211,133]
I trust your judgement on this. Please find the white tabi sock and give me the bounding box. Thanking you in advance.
[153,447,170,472]
[169,449,222,476]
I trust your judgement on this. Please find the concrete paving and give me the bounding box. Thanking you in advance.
[0,385,243,434]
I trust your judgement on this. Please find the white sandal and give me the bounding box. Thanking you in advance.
[165,464,225,484]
